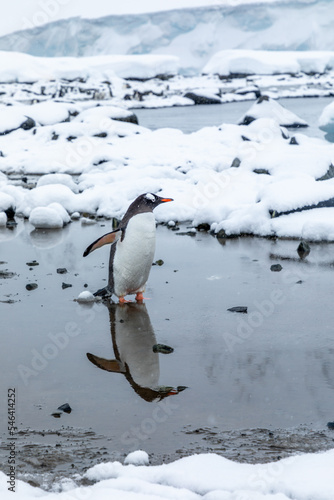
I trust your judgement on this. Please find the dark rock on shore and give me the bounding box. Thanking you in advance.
[184,92,221,105]
[297,241,310,259]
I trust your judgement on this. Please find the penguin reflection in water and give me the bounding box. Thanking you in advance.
[87,302,186,402]
[83,193,173,302]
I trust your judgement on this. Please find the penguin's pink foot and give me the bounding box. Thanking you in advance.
[119,296,132,304]
[135,292,145,302]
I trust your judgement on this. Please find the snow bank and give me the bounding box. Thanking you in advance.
[1,449,334,499]
[318,100,334,136]
[0,51,179,83]
[203,50,334,77]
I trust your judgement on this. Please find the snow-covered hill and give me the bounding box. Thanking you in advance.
[0,0,333,74]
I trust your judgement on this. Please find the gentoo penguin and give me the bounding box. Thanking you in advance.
[83,193,173,303]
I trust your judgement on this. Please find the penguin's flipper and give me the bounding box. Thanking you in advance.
[86,353,126,373]
[83,229,121,257]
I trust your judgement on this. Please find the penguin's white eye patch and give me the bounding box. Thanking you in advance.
[145,193,156,202]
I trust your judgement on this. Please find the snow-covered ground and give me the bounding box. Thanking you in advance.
[1,448,334,499]
[1,73,334,240]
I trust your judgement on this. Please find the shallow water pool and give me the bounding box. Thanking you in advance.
[1,222,334,478]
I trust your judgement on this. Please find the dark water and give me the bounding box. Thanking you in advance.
[135,97,333,140]
[1,221,334,479]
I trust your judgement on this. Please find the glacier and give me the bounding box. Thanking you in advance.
[0,0,334,74]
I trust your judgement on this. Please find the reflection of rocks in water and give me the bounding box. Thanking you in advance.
[87,302,185,401]
[29,227,67,249]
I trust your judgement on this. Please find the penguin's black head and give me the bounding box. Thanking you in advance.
[141,193,173,209]
[121,193,173,223]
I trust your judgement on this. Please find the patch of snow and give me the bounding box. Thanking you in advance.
[36,174,79,193]
[77,291,96,302]
[29,206,63,229]
[124,450,149,466]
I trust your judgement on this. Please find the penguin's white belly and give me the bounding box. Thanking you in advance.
[113,213,156,297]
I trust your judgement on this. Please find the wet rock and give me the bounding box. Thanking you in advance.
[153,344,174,354]
[26,283,38,290]
[175,229,196,236]
[152,259,164,266]
[58,403,72,413]
[297,241,311,259]
[57,268,68,274]
[0,269,16,279]
[26,260,39,266]
[227,306,248,313]
[289,136,299,145]
[270,264,283,272]
[62,282,72,289]
[4,206,16,221]
[196,223,211,232]
[216,229,227,239]
[327,422,334,429]
[183,92,221,105]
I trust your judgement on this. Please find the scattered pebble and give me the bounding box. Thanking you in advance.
[26,283,38,291]
[62,282,72,289]
[270,264,283,272]
[227,306,248,313]
[153,344,174,354]
[57,268,68,274]
[26,260,39,266]
[152,259,164,266]
[327,422,334,430]
[58,403,72,413]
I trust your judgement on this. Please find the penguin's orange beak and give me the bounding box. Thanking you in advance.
[160,198,173,202]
